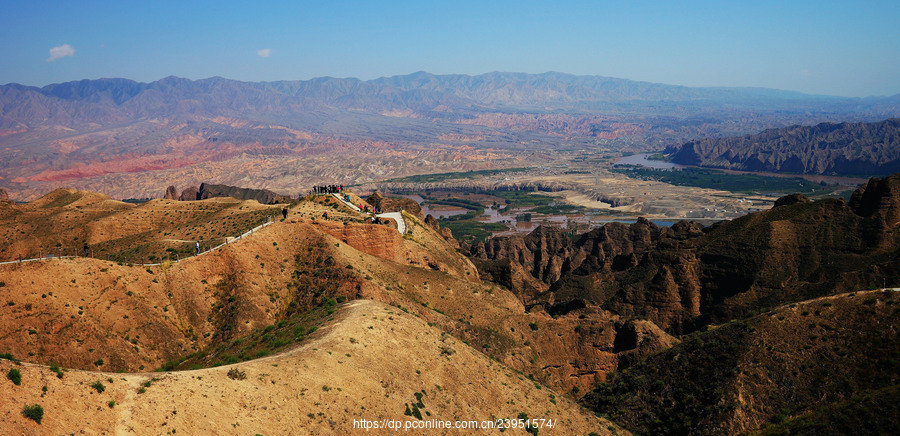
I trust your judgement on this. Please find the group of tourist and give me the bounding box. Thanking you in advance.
[312,184,343,194]
[305,184,391,227]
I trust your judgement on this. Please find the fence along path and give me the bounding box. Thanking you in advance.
[0,217,275,267]
[2,192,410,267]
[376,212,406,234]
[330,193,362,212]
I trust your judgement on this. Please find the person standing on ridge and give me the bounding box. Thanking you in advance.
[195,241,200,256]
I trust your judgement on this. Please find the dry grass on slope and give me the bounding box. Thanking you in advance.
[1,300,621,435]
[1,192,643,403]
[583,289,900,435]
[0,190,280,263]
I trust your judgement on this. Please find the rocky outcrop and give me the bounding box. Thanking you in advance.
[163,185,178,200]
[472,220,706,328]
[612,319,680,368]
[850,173,900,226]
[173,183,290,203]
[179,186,200,201]
[425,214,459,248]
[0,188,8,201]
[366,192,424,220]
[773,193,810,207]
[470,174,900,333]
[478,224,578,285]
[596,195,635,207]
[197,183,291,204]
[668,119,900,176]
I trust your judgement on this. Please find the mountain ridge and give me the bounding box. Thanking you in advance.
[667,118,900,176]
[3,72,900,201]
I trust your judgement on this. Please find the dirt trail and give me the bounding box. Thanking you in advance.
[1,300,620,435]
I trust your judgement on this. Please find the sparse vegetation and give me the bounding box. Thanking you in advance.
[611,166,835,195]
[7,367,22,385]
[91,381,105,393]
[22,404,43,424]
[49,362,64,378]
[227,368,247,380]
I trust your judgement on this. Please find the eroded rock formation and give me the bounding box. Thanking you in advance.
[197,183,291,204]
[471,174,900,334]
[163,185,178,200]
[668,118,900,176]
[179,186,200,201]
[366,192,424,220]
[425,214,459,248]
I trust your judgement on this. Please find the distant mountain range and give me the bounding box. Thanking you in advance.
[667,118,900,176]
[4,72,899,124]
[2,72,899,199]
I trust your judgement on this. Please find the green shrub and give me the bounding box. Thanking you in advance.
[49,362,63,378]
[7,368,21,385]
[91,381,105,393]
[227,368,246,380]
[22,404,43,424]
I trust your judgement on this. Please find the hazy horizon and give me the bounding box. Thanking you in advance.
[6,70,898,100]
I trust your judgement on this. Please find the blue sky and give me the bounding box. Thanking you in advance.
[2,0,898,97]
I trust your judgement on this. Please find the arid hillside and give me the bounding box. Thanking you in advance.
[0,188,280,263]
[4,180,898,434]
[0,189,667,434]
[1,299,617,435]
[581,289,900,435]
[1,190,677,395]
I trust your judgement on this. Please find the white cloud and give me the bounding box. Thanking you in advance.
[257,48,272,58]
[47,44,75,62]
